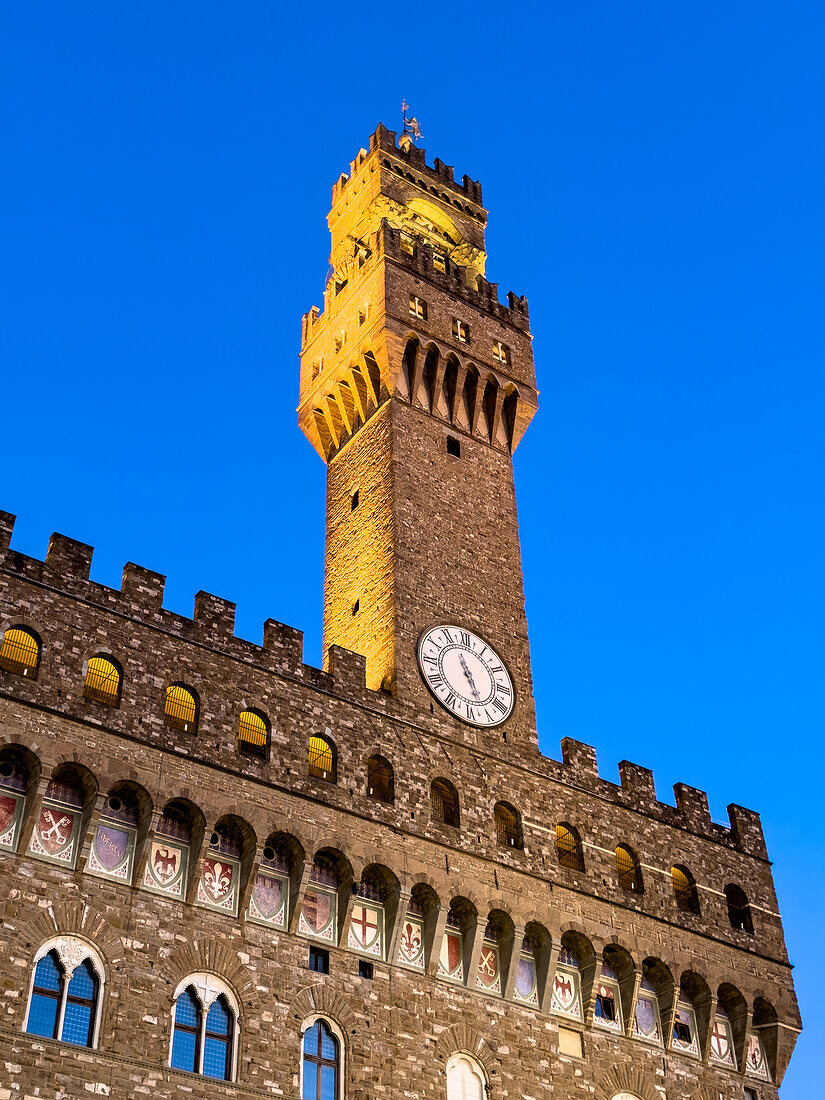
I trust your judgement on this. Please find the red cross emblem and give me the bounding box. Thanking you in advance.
[711,1020,730,1059]
[351,904,379,948]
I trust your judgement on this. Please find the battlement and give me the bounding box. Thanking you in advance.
[331,124,485,215]
[0,508,770,862]
[301,220,530,348]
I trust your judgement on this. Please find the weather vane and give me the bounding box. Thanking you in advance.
[401,100,422,143]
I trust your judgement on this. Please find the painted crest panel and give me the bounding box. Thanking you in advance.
[87,820,136,881]
[550,964,582,1019]
[396,916,424,970]
[348,901,384,957]
[746,1033,770,1080]
[632,992,662,1044]
[513,951,539,1006]
[0,790,24,852]
[709,1015,736,1068]
[144,838,189,897]
[299,886,336,942]
[196,855,240,915]
[438,929,464,982]
[247,870,288,928]
[476,939,501,995]
[28,799,82,866]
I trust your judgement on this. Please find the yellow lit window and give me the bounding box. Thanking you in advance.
[164,684,197,733]
[555,824,582,870]
[452,319,469,343]
[672,866,699,912]
[308,735,335,781]
[238,710,269,758]
[493,340,510,365]
[409,295,428,321]
[84,656,121,706]
[615,845,640,891]
[0,627,40,677]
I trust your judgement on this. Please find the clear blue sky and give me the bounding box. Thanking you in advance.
[2,3,822,1094]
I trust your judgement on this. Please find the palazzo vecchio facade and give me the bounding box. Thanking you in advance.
[0,125,801,1100]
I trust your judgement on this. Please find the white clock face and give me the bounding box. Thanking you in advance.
[417,624,515,727]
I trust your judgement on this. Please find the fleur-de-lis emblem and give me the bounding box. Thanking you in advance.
[203,859,232,900]
[400,921,421,958]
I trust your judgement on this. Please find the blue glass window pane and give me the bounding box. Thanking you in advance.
[171,1028,198,1072]
[321,1064,336,1100]
[304,1021,319,1055]
[206,996,231,1037]
[175,988,200,1028]
[67,960,97,1001]
[34,951,63,993]
[26,992,59,1038]
[203,1035,230,1080]
[61,1001,93,1046]
[302,1058,318,1100]
[320,1022,337,1060]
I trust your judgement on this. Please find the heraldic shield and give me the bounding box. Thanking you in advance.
[88,822,134,881]
[396,917,424,969]
[196,855,240,914]
[551,966,581,1017]
[0,792,22,851]
[248,871,287,928]
[299,887,336,941]
[29,803,80,864]
[144,839,188,897]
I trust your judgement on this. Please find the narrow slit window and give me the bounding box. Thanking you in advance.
[446,436,461,458]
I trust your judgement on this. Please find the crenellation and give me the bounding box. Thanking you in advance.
[617,759,657,807]
[262,618,304,672]
[0,511,15,552]
[121,563,166,610]
[45,533,94,581]
[192,591,236,638]
[559,737,598,778]
[727,804,769,861]
[673,783,712,831]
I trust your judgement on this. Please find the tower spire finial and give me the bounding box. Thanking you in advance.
[401,100,422,145]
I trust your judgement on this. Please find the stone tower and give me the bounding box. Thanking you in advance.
[299,124,539,753]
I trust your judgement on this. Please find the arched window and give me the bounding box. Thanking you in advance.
[446,1053,486,1100]
[724,884,754,934]
[494,801,523,849]
[672,866,700,913]
[83,655,121,706]
[300,852,344,943]
[164,683,198,734]
[0,747,36,853]
[431,778,460,827]
[594,960,623,1032]
[29,769,88,867]
[302,1018,341,1100]
[0,625,40,677]
[145,800,196,899]
[237,709,270,759]
[196,819,245,916]
[555,822,584,871]
[169,975,237,1081]
[366,754,394,804]
[308,735,336,782]
[615,844,643,892]
[25,938,103,1047]
[88,787,141,883]
[247,833,297,930]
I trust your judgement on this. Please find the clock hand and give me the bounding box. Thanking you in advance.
[458,652,482,701]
